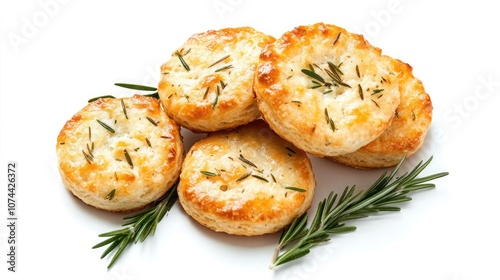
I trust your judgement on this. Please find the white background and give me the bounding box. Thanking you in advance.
[1,0,499,279]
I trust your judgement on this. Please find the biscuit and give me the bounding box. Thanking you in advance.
[158,27,275,132]
[254,23,401,157]
[329,58,433,168]
[177,120,316,236]
[56,95,184,212]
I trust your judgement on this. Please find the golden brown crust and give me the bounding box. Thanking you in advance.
[329,58,433,168]
[254,23,401,157]
[158,27,275,132]
[56,95,184,212]
[177,120,316,236]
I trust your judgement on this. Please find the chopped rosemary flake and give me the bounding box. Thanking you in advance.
[239,154,257,168]
[146,116,159,126]
[145,138,152,147]
[372,89,385,94]
[175,48,191,71]
[114,172,118,181]
[114,83,157,92]
[271,174,277,183]
[356,65,361,78]
[358,84,364,100]
[236,172,252,182]
[105,189,116,200]
[302,68,326,84]
[96,119,115,133]
[207,54,230,68]
[285,147,296,154]
[411,110,416,121]
[372,99,380,108]
[82,150,93,164]
[88,126,92,141]
[201,170,218,177]
[324,108,336,132]
[326,62,350,88]
[87,143,94,158]
[252,174,269,182]
[220,80,227,90]
[214,64,234,72]
[121,100,128,119]
[285,186,306,192]
[124,149,133,168]
[329,118,336,132]
[332,32,341,45]
[212,85,220,109]
[328,61,344,76]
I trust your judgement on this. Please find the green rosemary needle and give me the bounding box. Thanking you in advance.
[175,48,191,71]
[270,156,448,269]
[201,170,218,177]
[88,83,159,103]
[105,189,116,200]
[212,85,220,109]
[114,83,157,92]
[302,62,350,92]
[285,186,306,192]
[96,119,115,133]
[93,180,179,268]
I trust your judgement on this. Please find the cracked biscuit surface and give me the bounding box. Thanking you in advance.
[56,95,184,212]
[177,120,315,236]
[254,23,401,157]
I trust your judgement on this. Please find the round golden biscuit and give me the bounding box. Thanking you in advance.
[158,27,275,132]
[329,58,433,168]
[56,95,184,212]
[254,22,401,157]
[177,120,316,236]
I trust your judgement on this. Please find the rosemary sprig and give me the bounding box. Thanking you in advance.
[270,156,448,269]
[92,181,179,268]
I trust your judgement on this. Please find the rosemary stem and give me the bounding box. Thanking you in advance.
[269,156,448,269]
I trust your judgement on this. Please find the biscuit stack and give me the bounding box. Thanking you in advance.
[56,23,432,236]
